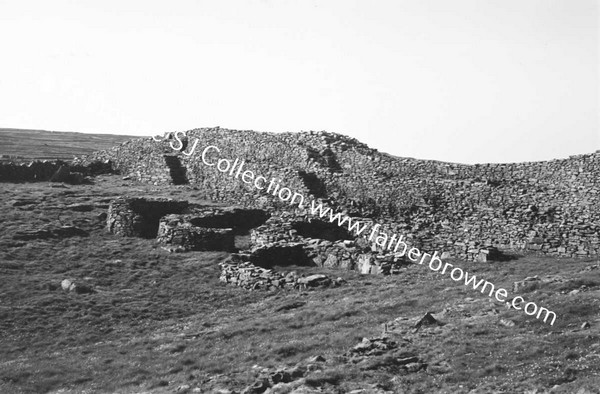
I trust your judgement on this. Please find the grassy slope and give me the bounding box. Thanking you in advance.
[0,129,136,162]
[0,176,599,393]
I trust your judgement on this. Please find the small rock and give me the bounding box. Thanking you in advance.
[61,279,73,291]
[499,318,516,327]
[307,355,326,363]
[241,377,270,394]
[414,312,442,330]
[297,274,331,287]
[581,321,591,329]
[397,356,420,366]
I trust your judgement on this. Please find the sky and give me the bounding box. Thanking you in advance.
[0,0,598,164]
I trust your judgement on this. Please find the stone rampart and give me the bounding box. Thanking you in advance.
[83,127,600,259]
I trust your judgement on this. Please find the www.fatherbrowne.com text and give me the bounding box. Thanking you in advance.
[156,131,558,326]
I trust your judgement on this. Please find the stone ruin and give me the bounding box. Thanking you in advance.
[249,214,409,274]
[156,208,268,252]
[107,197,268,251]
[157,214,236,252]
[105,196,413,291]
[107,197,190,238]
[79,127,600,260]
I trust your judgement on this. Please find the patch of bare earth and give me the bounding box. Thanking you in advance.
[1,175,600,393]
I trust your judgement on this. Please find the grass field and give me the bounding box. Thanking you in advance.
[1,175,600,393]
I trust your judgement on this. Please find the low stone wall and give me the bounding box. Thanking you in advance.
[156,214,235,251]
[107,197,271,252]
[106,197,190,238]
[219,259,341,291]
[0,159,114,183]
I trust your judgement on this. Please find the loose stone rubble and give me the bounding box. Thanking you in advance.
[219,258,343,291]
[238,313,435,394]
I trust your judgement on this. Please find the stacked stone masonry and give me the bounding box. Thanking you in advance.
[79,127,600,259]
[106,196,406,278]
[157,214,235,252]
[250,215,409,274]
[108,197,269,251]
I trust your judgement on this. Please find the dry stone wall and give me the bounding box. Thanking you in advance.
[156,208,268,251]
[157,214,235,252]
[83,127,600,259]
[107,197,190,238]
[108,197,270,250]
[0,159,113,183]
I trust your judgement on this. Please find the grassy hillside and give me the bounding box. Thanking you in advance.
[0,175,599,393]
[1,129,599,392]
[0,128,136,162]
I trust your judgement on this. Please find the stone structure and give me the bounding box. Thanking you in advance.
[107,197,190,238]
[105,196,408,277]
[250,215,411,274]
[157,214,235,252]
[79,127,600,259]
[155,207,268,251]
[108,197,269,251]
